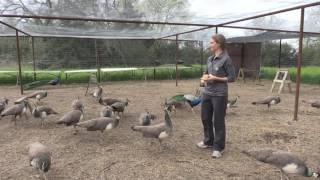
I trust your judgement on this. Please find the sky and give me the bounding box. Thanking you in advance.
[189,0,311,20]
[188,0,318,30]
[186,0,319,45]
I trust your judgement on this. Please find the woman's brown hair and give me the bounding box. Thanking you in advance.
[211,34,226,51]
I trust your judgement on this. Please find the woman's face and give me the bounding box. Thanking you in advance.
[210,38,220,53]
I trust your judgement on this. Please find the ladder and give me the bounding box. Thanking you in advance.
[270,69,292,94]
[237,68,260,83]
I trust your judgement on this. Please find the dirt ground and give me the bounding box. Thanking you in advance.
[0,79,319,180]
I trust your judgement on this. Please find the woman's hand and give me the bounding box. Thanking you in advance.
[207,74,228,82]
[208,74,217,81]
[201,74,209,81]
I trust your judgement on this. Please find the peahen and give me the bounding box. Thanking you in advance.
[252,96,281,110]
[227,95,240,108]
[27,142,52,180]
[243,149,319,179]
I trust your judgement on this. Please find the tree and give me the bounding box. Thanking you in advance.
[244,16,283,36]
[0,0,199,69]
[261,41,295,67]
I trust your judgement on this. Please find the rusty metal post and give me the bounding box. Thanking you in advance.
[31,37,36,81]
[95,39,101,83]
[175,35,179,86]
[294,8,305,121]
[200,41,204,74]
[278,39,282,68]
[153,62,156,80]
[16,30,23,94]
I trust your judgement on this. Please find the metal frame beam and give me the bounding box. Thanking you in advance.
[0,14,211,27]
[220,25,320,35]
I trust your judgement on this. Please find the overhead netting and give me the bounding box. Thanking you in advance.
[0,0,319,40]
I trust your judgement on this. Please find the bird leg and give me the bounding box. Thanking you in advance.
[38,169,48,180]
[100,131,105,142]
[189,106,197,119]
[158,139,162,151]
[24,111,28,120]
[73,125,79,135]
[270,170,290,180]
[280,171,290,180]
[12,115,17,126]
[40,117,44,128]
[36,99,40,106]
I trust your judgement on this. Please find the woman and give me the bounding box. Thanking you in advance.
[197,34,235,158]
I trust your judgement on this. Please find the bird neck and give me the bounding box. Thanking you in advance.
[164,110,173,131]
[305,168,318,178]
[25,101,33,113]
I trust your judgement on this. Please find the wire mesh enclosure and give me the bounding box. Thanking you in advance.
[1,0,320,119]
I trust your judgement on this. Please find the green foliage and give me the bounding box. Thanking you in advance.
[261,66,320,84]
[261,41,296,67]
[302,39,320,66]
[0,66,203,85]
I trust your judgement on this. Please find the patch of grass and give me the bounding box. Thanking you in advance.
[0,65,203,85]
[261,66,320,84]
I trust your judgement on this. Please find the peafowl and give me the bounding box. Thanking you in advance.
[165,89,202,114]
[48,76,61,85]
[56,109,83,134]
[0,98,9,119]
[252,96,281,110]
[131,109,173,147]
[243,149,319,179]
[27,142,52,180]
[1,100,29,126]
[227,95,240,108]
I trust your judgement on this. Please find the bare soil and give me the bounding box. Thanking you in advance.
[0,79,319,180]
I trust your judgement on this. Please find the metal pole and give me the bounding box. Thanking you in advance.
[215,27,218,34]
[200,41,204,74]
[278,39,282,68]
[175,35,179,86]
[95,39,101,83]
[294,8,305,121]
[31,37,36,81]
[153,63,156,80]
[241,43,245,68]
[16,30,23,95]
